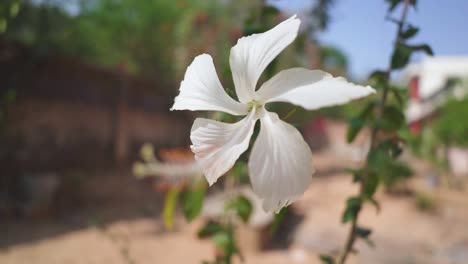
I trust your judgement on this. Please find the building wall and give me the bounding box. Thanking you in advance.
[0,44,190,168]
[6,98,190,168]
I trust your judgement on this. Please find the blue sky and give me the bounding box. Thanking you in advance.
[270,0,468,80]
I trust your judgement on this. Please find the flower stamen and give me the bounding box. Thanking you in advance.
[247,100,262,113]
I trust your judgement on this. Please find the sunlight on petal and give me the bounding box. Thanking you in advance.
[191,111,257,185]
[171,54,247,115]
[249,111,314,212]
[256,68,376,110]
[230,15,300,103]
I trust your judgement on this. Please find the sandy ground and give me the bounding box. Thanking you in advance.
[1,151,468,264]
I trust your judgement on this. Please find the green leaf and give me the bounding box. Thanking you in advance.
[225,195,253,223]
[270,207,287,235]
[282,106,297,120]
[368,70,387,89]
[382,160,413,187]
[363,172,379,198]
[345,168,363,183]
[355,226,372,239]
[387,0,417,12]
[347,117,365,143]
[347,197,362,207]
[342,197,362,223]
[364,238,376,248]
[10,2,20,17]
[377,139,403,158]
[213,232,230,250]
[0,18,6,33]
[409,44,434,56]
[379,105,405,131]
[389,86,404,106]
[262,6,280,19]
[243,24,263,35]
[355,226,375,248]
[391,43,413,69]
[213,230,237,257]
[401,25,419,39]
[180,182,206,222]
[386,0,403,12]
[369,198,381,213]
[391,43,434,69]
[346,102,375,143]
[368,149,413,189]
[319,255,336,264]
[198,221,224,238]
[163,188,180,231]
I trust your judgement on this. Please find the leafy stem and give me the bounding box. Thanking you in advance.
[337,0,412,264]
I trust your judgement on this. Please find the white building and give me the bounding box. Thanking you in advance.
[404,56,468,125]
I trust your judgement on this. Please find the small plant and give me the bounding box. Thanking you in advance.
[433,96,468,147]
[321,0,434,263]
[415,191,436,212]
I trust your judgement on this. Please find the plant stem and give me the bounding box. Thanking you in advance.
[337,1,411,263]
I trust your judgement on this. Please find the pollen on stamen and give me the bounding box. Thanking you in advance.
[247,100,262,113]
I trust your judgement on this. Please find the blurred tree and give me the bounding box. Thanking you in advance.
[308,0,336,32]
[319,45,348,76]
[0,0,21,33]
[5,0,339,94]
[433,96,468,147]
[5,0,228,90]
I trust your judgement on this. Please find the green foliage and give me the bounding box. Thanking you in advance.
[309,0,336,31]
[368,148,413,189]
[180,180,207,222]
[386,0,417,12]
[388,85,406,106]
[388,12,433,70]
[269,207,287,235]
[354,226,372,239]
[400,25,419,39]
[319,45,349,74]
[198,221,225,238]
[160,180,207,230]
[346,101,375,143]
[338,1,432,262]
[415,192,436,211]
[163,188,180,231]
[5,0,229,87]
[377,105,406,130]
[391,43,433,70]
[433,96,468,147]
[198,221,240,264]
[225,195,252,223]
[342,197,362,223]
[213,230,238,259]
[368,70,388,90]
[0,0,21,32]
[319,255,336,264]
[362,172,379,199]
[355,225,375,247]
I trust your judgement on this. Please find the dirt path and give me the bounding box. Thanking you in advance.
[1,154,467,264]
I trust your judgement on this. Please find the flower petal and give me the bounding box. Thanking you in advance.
[191,111,257,185]
[171,54,248,115]
[230,15,301,103]
[248,111,314,212]
[256,68,376,110]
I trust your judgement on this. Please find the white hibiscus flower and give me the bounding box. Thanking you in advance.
[171,15,375,212]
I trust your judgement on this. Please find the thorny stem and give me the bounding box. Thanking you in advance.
[337,1,411,263]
